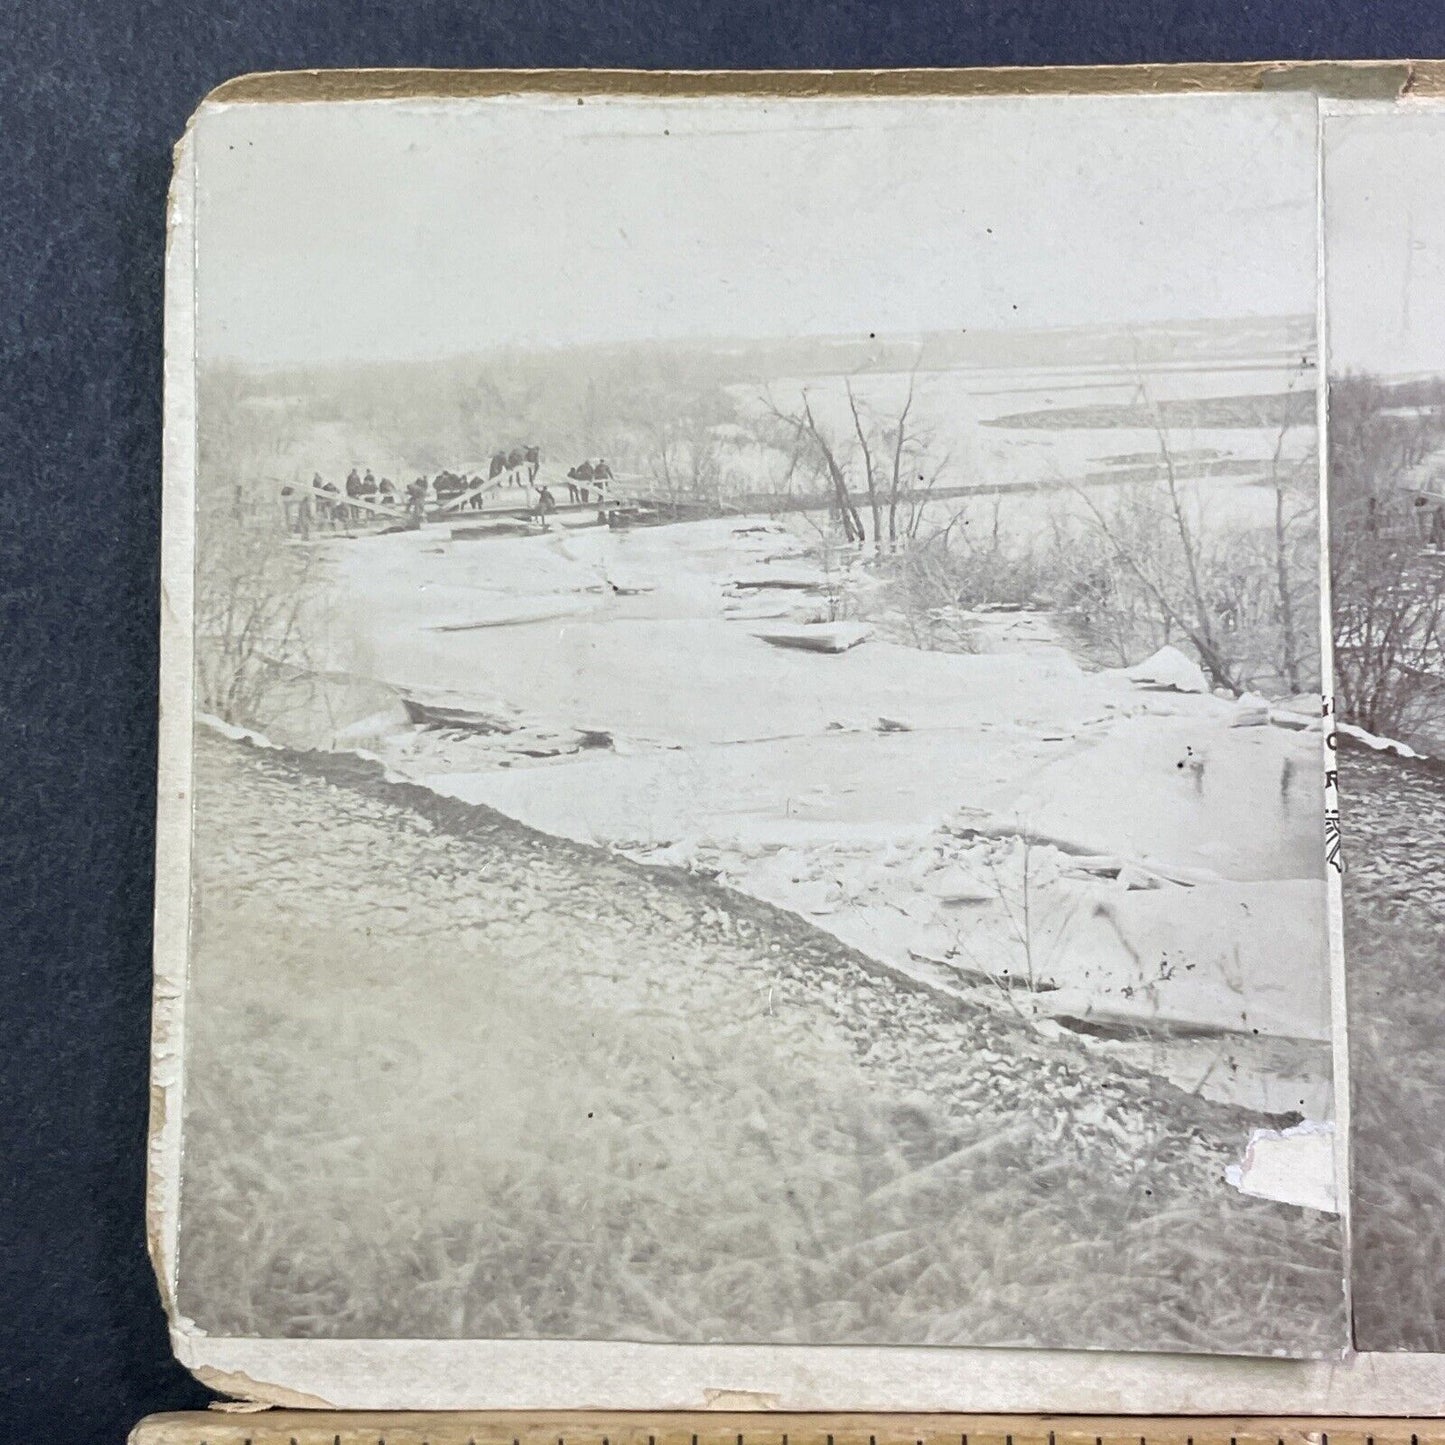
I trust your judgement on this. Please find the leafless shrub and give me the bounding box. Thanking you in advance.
[194,371,322,730]
[636,390,740,505]
[193,496,322,732]
[882,499,1046,653]
[1050,367,1319,696]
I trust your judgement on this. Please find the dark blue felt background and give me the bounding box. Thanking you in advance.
[4,4,1445,1441]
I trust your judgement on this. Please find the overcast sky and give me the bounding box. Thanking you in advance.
[1326,107,1445,376]
[193,91,1319,366]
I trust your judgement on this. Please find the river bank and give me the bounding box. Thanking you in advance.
[1340,740,1445,1351]
[177,728,1345,1350]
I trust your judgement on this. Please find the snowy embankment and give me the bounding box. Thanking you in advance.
[311,516,1332,1130]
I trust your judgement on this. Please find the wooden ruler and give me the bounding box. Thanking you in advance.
[129,1415,1445,1445]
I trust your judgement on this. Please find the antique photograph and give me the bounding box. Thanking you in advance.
[165,90,1343,1356]
[1324,103,1445,1354]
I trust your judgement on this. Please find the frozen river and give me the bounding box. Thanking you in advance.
[276,508,1334,1132]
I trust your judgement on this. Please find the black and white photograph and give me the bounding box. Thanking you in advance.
[1324,103,1445,1355]
[161,89,1344,1359]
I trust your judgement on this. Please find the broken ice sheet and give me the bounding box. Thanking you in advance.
[157,82,1347,1386]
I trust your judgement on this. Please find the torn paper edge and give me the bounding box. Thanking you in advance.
[149,84,1445,1415]
[1226,1121,1339,1214]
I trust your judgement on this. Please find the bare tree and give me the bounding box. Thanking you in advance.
[1066,479,1239,691]
[886,373,917,547]
[845,380,883,546]
[758,388,865,542]
[876,367,950,548]
[1055,365,1319,696]
[760,371,945,552]
[1332,521,1445,736]
[1329,372,1445,737]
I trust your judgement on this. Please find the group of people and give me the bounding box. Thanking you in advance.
[563,458,614,503]
[282,448,619,534]
[531,458,615,521]
[297,469,429,527]
[487,445,542,488]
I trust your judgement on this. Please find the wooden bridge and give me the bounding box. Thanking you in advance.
[281,466,636,536]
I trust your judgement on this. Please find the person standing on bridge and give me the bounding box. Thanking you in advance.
[489,450,507,485]
[506,445,525,485]
[405,477,426,528]
[345,467,362,523]
[525,444,540,484]
[567,459,593,504]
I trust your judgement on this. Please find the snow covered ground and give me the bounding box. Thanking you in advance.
[302,514,1332,1126]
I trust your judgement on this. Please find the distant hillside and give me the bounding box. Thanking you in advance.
[750,314,1318,378]
[219,314,1315,396]
[196,314,1315,501]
